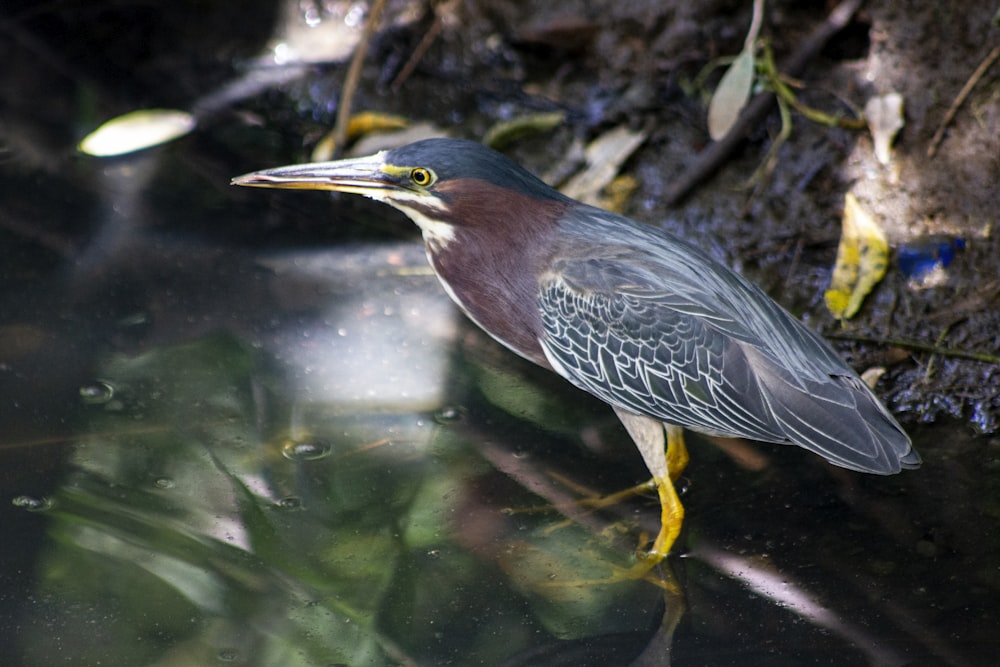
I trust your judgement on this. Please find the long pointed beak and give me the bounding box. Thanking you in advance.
[231,152,392,195]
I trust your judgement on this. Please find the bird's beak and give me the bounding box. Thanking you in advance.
[231,152,392,196]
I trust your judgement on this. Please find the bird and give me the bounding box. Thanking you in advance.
[232,137,920,571]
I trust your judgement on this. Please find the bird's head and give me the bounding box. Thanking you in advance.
[232,138,570,250]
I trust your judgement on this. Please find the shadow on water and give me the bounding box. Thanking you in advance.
[2,1,998,665]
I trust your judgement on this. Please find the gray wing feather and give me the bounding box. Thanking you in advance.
[537,209,918,474]
[539,273,787,442]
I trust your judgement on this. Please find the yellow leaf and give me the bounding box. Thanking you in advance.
[311,112,410,162]
[824,193,889,319]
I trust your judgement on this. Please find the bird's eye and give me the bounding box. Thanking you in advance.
[410,167,434,187]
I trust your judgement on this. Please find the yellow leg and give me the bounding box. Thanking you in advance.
[645,425,686,561]
[613,409,686,565]
[665,424,689,482]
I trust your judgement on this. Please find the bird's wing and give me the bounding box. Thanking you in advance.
[536,221,915,474]
[537,258,789,443]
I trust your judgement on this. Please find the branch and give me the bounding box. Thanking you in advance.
[826,332,1000,364]
[663,0,864,206]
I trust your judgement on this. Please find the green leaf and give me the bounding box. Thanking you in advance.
[708,49,755,141]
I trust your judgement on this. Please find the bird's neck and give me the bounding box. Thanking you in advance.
[423,181,568,366]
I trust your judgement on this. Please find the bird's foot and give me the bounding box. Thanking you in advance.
[537,545,681,593]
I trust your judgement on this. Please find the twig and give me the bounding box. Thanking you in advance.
[761,42,865,130]
[922,325,951,380]
[745,0,765,51]
[825,332,1000,364]
[390,6,444,91]
[332,0,388,159]
[663,0,864,206]
[927,43,1000,158]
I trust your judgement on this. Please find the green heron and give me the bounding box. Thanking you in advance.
[233,138,919,568]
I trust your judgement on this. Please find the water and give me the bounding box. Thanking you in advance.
[2,208,992,664]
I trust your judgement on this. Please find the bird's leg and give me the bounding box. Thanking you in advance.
[613,408,686,565]
[650,424,687,559]
[665,423,689,483]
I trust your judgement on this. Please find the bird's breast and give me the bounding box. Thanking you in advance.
[419,179,570,368]
[424,228,554,368]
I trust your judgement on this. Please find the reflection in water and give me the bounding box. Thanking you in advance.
[10,495,55,513]
[691,546,905,666]
[11,257,670,664]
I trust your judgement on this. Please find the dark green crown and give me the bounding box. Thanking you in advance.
[385,138,568,202]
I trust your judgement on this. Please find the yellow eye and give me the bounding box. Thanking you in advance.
[410,167,434,187]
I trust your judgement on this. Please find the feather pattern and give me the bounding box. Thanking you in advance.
[537,207,919,475]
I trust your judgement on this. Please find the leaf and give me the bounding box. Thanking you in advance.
[864,93,905,165]
[311,111,410,161]
[78,109,196,156]
[860,366,887,390]
[482,111,567,150]
[708,49,755,141]
[824,193,890,320]
[559,125,647,206]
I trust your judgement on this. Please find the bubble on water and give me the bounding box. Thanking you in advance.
[434,405,465,424]
[217,648,239,662]
[281,439,333,461]
[277,496,302,510]
[79,381,114,405]
[154,477,175,490]
[12,495,54,512]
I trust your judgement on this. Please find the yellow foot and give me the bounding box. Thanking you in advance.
[516,413,691,592]
[538,547,682,593]
[648,475,684,558]
[536,469,686,592]
[504,473,655,516]
[543,418,689,573]
[577,478,658,511]
[613,411,688,555]
[505,474,657,538]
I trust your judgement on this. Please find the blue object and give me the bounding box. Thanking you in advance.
[897,237,965,280]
